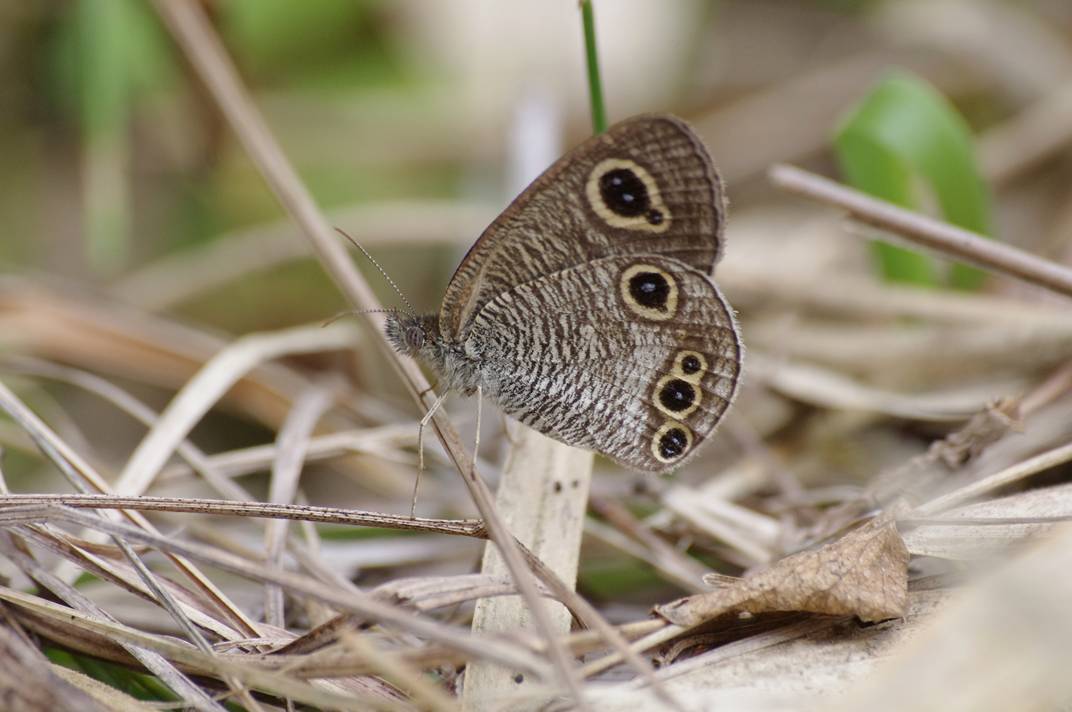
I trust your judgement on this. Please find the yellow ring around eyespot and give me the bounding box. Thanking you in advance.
[651,420,694,464]
[619,263,678,322]
[585,158,671,234]
[652,374,702,419]
[672,350,707,384]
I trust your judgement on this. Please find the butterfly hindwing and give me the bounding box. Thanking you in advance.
[465,254,741,472]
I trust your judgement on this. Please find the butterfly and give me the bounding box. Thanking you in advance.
[385,114,741,472]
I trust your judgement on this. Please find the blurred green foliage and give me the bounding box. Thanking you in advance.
[835,71,995,289]
[47,647,183,705]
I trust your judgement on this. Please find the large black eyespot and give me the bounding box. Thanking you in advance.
[628,271,670,310]
[681,354,702,375]
[599,168,650,217]
[658,427,688,460]
[659,379,696,412]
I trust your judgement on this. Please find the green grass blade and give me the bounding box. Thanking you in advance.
[580,0,608,134]
[835,71,994,289]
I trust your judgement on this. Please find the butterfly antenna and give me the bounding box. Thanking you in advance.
[334,227,416,316]
[322,307,401,327]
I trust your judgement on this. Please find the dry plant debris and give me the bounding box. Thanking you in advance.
[1,1,1072,711]
[655,516,909,627]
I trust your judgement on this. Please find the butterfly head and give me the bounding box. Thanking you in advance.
[384,312,438,358]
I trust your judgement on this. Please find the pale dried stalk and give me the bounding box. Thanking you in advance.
[0,614,110,712]
[0,535,226,712]
[265,383,336,627]
[464,431,593,706]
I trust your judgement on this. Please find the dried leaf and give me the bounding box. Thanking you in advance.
[655,516,909,627]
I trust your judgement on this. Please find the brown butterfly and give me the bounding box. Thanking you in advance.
[386,114,741,472]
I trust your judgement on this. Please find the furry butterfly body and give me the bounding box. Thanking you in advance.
[386,115,741,473]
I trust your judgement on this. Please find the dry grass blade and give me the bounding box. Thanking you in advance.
[0,504,551,679]
[914,439,1072,517]
[0,534,226,712]
[0,586,412,711]
[0,378,261,639]
[115,322,360,497]
[902,482,1072,559]
[264,382,337,628]
[0,493,485,536]
[0,615,111,712]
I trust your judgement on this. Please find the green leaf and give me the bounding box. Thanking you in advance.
[580,0,607,134]
[50,0,175,274]
[835,71,994,289]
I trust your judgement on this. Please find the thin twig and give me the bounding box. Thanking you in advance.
[769,164,1072,299]
[0,494,485,537]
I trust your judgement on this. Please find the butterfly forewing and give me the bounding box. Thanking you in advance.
[465,254,740,472]
[439,115,726,340]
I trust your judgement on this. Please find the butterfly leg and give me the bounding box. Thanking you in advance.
[412,390,448,518]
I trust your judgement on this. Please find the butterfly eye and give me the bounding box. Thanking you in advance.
[406,326,425,350]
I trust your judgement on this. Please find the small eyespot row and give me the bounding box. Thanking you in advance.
[619,263,678,321]
[585,158,671,233]
[648,350,709,464]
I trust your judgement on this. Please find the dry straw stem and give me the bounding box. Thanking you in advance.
[0,504,551,679]
[0,614,112,712]
[0,279,358,436]
[0,493,485,537]
[0,587,412,712]
[769,164,1072,299]
[913,439,1072,517]
[0,534,226,712]
[902,481,1072,560]
[0,378,262,642]
[114,322,360,497]
[148,1,650,706]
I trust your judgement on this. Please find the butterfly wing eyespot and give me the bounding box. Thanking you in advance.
[619,263,679,321]
[586,158,671,233]
[674,351,707,381]
[652,421,694,464]
[653,375,701,418]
